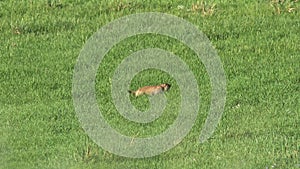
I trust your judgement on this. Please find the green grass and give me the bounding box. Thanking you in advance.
[1,0,299,168]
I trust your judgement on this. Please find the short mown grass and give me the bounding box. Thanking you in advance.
[1,0,299,169]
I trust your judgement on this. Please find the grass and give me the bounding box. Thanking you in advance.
[1,0,299,168]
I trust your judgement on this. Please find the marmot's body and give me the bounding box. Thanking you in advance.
[128,83,171,97]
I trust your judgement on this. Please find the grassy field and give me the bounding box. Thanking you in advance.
[1,0,299,168]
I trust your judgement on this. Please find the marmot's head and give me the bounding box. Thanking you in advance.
[161,83,171,91]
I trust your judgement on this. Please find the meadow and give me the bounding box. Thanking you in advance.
[1,0,299,168]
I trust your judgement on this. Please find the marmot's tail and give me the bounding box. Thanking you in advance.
[128,90,135,96]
